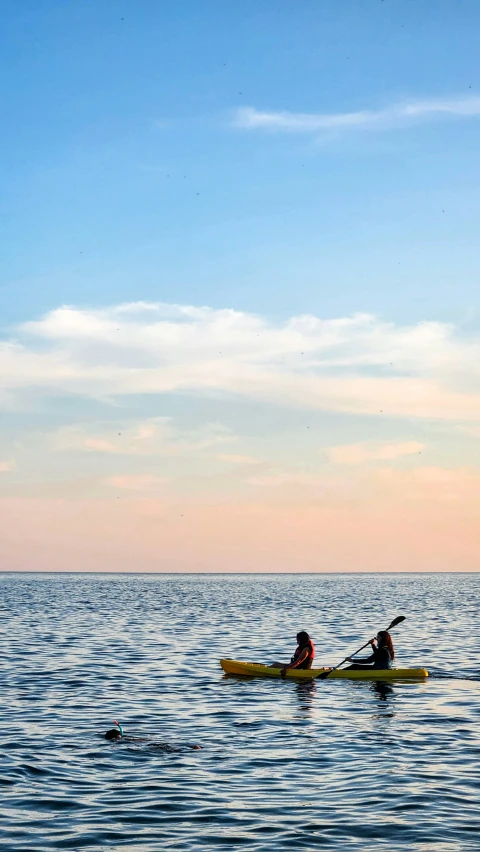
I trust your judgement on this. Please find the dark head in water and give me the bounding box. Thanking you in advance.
[105,728,122,740]
[105,719,124,740]
[296,631,311,647]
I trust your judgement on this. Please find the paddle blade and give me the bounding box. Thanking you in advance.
[387,615,406,630]
[317,669,334,680]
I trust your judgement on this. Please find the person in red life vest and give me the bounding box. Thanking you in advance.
[271,631,315,677]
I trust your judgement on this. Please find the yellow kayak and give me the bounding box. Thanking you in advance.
[220,659,428,680]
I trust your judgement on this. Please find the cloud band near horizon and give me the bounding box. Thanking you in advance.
[1,302,480,422]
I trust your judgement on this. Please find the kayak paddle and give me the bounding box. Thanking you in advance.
[316,615,406,680]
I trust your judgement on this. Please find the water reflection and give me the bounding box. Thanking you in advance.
[369,680,395,721]
[370,680,394,702]
[294,679,317,715]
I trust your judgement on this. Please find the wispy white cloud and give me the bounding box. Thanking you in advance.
[457,425,480,438]
[105,475,169,492]
[216,453,262,465]
[247,471,322,488]
[244,469,363,501]
[0,460,15,473]
[233,95,480,134]
[374,465,480,504]
[2,302,480,422]
[246,462,480,509]
[52,418,236,456]
[325,441,425,465]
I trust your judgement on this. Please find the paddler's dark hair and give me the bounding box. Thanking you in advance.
[105,728,122,740]
[296,631,311,646]
[377,630,395,661]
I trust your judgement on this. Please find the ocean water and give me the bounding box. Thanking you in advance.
[0,572,479,851]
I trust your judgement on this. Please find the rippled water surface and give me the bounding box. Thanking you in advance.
[1,572,479,850]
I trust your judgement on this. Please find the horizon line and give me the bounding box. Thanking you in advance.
[0,570,477,576]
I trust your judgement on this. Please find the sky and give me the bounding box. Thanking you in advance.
[1,0,479,572]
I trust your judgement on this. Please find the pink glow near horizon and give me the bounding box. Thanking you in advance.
[0,479,478,572]
[1,303,479,572]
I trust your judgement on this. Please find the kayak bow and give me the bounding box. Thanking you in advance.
[220,659,428,680]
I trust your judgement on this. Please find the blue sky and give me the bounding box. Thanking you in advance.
[2,0,480,324]
[1,1,479,571]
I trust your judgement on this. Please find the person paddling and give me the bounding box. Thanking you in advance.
[345,630,394,670]
[271,631,315,677]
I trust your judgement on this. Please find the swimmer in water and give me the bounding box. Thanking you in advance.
[105,728,123,741]
[104,720,202,750]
